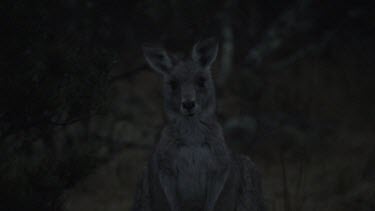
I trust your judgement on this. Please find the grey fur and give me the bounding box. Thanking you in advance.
[133,39,266,211]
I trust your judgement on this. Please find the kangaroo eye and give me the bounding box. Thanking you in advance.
[169,80,178,90]
[197,77,206,88]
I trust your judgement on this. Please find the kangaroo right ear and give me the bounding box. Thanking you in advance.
[142,45,173,75]
[192,37,218,68]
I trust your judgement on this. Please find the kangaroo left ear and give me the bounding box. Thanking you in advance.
[143,45,173,75]
[192,37,218,68]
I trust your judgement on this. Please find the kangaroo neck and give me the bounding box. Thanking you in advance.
[171,113,217,130]
[168,114,223,145]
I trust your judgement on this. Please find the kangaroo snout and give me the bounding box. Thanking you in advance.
[182,100,195,110]
[181,100,196,115]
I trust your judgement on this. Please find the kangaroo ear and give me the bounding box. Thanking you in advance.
[192,38,218,68]
[143,45,173,75]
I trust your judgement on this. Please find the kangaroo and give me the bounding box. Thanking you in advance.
[132,38,265,211]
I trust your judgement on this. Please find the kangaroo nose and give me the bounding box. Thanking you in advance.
[182,101,195,110]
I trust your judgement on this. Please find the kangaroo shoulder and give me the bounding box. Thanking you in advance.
[234,154,261,187]
[155,126,175,149]
[234,154,266,211]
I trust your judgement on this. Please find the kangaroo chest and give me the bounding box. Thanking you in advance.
[174,144,217,208]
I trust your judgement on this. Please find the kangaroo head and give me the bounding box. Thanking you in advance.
[143,38,218,121]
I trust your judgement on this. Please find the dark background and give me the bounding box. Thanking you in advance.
[1,0,375,210]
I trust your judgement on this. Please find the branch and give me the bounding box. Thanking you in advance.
[217,0,235,86]
[267,11,355,71]
[268,28,336,70]
[245,1,364,70]
[245,0,315,67]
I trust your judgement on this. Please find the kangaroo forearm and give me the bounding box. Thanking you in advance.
[132,167,152,211]
[236,155,267,211]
